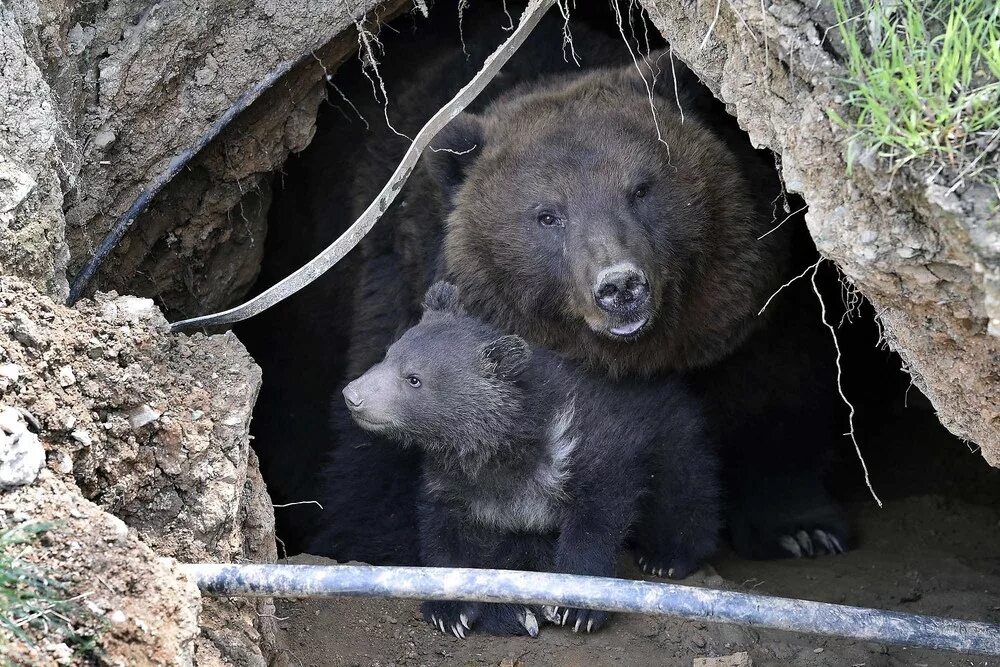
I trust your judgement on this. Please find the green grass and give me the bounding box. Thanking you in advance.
[829,0,1000,182]
[0,523,103,662]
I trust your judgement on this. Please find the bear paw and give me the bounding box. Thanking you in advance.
[422,601,479,639]
[777,528,847,558]
[636,551,700,580]
[422,601,539,638]
[542,605,608,633]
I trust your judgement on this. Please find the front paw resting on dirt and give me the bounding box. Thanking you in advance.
[542,605,608,633]
[421,601,539,638]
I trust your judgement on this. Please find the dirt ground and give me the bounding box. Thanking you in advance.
[273,414,1000,667]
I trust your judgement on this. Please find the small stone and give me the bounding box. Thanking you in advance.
[11,313,41,347]
[57,365,76,387]
[0,428,45,488]
[0,407,25,435]
[105,514,129,541]
[813,648,824,654]
[0,364,22,382]
[52,451,73,474]
[190,410,204,420]
[93,129,116,149]
[108,609,127,624]
[70,430,93,446]
[128,404,161,430]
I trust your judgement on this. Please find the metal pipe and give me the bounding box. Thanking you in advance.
[182,563,1000,655]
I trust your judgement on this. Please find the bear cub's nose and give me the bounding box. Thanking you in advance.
[594,265,650,313]
[343,384,364,409]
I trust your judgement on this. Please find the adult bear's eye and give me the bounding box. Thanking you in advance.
[537,212,562,227]
[406,375,421,388]
[633,183,650,199]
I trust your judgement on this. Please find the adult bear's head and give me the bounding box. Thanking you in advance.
[425,61,786,377]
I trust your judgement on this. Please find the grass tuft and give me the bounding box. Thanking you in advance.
[829,0,1000,183]
[0,522,103,661]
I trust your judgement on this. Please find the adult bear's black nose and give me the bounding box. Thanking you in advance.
[594,265,650,313]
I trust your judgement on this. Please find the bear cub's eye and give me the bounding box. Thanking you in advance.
[406,375,421,388]
[633,184,650,199]
[537,212,562,228]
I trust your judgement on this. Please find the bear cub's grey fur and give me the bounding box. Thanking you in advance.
[342,282,721,637]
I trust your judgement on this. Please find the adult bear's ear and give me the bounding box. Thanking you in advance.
[479,335,531,381]
[422,281,463,315]
[424,113,486,203]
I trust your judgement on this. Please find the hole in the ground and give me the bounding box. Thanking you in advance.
[129,1,999,660]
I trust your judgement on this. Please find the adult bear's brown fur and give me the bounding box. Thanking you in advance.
[432,65,789,377]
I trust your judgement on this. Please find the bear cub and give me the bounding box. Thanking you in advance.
[341,281,720,637]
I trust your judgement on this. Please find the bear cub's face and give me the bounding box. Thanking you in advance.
[343,283,531,452]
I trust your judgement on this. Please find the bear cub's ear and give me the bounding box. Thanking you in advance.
[479,335,531,381]
[423,281,463,315]
[424,113,486,203]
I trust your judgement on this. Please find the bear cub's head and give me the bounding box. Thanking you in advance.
[343,282,531,458]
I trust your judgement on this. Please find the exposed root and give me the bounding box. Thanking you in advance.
[611,0,669,154]
[757,203,808,240]
[838,272,863,326]
[329,82,370,129]
[700,0,722,50]
[810,261,883,508]
[757,258,821,316]
[355,12,410,140]
[556,0,580,65]
[501,0,515,31]
[272,500,325,509]
[458,0,470,58]
[667,47,685,123]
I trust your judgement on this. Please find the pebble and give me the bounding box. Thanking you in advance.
[57,365,76,387]
[0,406,25,434]
[128,404,161,430]
[71,430,93,446]
[0,363,22,382]
[108,609,127,624]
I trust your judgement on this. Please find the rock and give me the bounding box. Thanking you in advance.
[693,652,753,667]
[127,404,161,430]
[0,406,25,435]
[0,363,23,382]
[70,429,92,446]
[92,130,116,149]
[57,365,76,387]
[0,422,45,489]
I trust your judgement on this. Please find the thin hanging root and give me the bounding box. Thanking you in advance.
[610,0,669,154]
[355,13,409,141]
[757,258,821,317]
[810,261,883,508]
[170,0,558,333]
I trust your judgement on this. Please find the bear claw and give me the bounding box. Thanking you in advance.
[520,609,539,637]
[779,529,846,558]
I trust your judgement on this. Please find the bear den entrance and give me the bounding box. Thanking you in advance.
[138,1,998,661]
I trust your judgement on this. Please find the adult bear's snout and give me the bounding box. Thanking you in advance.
[593,263,650,314]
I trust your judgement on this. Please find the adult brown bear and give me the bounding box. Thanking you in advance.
[313,56,847,563]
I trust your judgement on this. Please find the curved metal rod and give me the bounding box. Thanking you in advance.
[182,563,1000,655]
[168,0,556,332]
